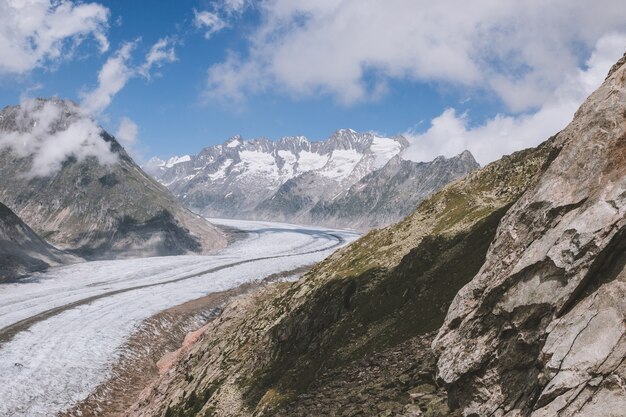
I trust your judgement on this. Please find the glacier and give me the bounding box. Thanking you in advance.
[0,218,359,417]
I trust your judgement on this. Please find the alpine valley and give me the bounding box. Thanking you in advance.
[0,7,625,417]
[121,54,626,417]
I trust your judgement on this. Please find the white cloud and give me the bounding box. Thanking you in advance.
[0,98,118,177]
[0,0,109,75]
[139,37,177,79]
[203,0,626,108]
[205,52,263,103]
[80,38,177,115]
[194,9,227,39]
[80,42,135,115]
[193,1,249,39]
[221,0,248,15]
[402,33,626,165]
[115,117,138,147]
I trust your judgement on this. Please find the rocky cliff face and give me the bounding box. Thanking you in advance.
[0,202,78,282]
[123,125,556,416]
[146,130,478,230]
[432,53,626,416]
[0,99,226,259]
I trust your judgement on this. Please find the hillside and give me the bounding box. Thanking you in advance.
[0,202,77,282]
[123,100,558,417]
[124,52,626,417]
[0,99,226,259]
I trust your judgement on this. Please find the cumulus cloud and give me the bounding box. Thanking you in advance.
[139,37,177,79]
[203,0,626,108]
[0,98,118,177]
[80,42,135,115]
[222,0,247,15]
[205,52,263,103]
[0,0,109,75]
[193,1,249,40]
[402,33,626,165]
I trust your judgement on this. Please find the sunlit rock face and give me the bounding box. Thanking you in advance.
[433,53,626,416]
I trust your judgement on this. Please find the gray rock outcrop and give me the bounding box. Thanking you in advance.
[433,53,626,416]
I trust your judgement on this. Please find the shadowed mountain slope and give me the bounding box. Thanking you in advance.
[0,202,78,282]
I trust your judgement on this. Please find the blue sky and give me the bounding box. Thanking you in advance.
[1,1,626,164]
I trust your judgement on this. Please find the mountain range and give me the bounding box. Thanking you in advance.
[146,131,479,230]
[124,52,626,417]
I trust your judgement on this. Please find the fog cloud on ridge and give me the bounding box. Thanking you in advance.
[0,98,118,177]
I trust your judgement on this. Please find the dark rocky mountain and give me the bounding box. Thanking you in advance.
[123,53,626,417]
[0,99,226,259]
[147,131,478,230]
[0,202,77,282]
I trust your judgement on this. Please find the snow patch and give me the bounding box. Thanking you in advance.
[226,138,241,148]
[208,159,233,180]
[238,150,280,178]
[278,150,297,175]
[297,150,328,172]
[370,137,402,169]
[318,149,362,180]
[164,155,191,168]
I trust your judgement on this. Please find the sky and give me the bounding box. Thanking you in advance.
[1,0,626,166]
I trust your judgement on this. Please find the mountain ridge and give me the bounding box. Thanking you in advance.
[146,132,478,230]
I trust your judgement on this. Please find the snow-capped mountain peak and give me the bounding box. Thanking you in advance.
[164,155,191,168]
[147,130,409,215]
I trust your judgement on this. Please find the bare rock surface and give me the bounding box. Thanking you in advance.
[433,53,626,416]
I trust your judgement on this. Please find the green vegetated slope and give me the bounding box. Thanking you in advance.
[126,133,559,417]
